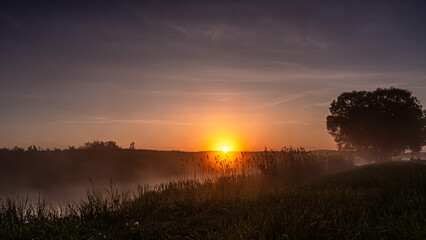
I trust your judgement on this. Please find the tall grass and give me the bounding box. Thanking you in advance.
[182,147,351,187]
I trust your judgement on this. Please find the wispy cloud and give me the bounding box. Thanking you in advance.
[58,117,192,126]
[272,121,310,125]
[306,102,331,108]
[262,89,330,108]
[170,23,243,43]
[0,14,23,31]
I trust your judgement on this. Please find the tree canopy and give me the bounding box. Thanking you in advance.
[326,87,425,162]
[80,140,121,151]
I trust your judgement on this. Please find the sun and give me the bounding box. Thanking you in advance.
[203,132,243,152]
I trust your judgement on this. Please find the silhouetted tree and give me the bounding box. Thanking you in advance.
[12,146,24,152]
[81,140,121,150]
[67,146,76,151]
[326,87,425,162]
[27,145,38,152]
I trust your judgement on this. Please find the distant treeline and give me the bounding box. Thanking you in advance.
[0,141,212,197]
[1,140,140,152]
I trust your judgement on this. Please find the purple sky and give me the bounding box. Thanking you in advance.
[1,1,425,151]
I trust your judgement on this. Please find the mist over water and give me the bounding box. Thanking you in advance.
[0,150,242,205]
[0,148,420,205]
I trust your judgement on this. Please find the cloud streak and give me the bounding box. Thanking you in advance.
[262,89,331,108]
[58,117,193,126]
[272,121,310,126]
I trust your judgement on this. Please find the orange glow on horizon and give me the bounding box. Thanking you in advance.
[204,135,243,152]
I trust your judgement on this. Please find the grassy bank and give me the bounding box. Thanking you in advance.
[1,161,425,239]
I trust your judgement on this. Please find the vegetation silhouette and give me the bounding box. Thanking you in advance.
[81,140,121,151]
[0,141,192,197]
[327,87,426,162]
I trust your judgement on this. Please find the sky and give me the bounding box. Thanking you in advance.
[1,0,426,151]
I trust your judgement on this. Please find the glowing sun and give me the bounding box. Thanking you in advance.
[204,133,243,152]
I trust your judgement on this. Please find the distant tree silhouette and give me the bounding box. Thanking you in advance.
[27,145,38,152]
[326,87,425,162]
[67,146,76,151]
[80,140,121,151]
[12,146,24,152]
